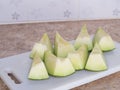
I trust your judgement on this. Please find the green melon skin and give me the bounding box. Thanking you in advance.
[68,44,88,70]
[93,27,115,51]
[74,24,93,51]
[30,33,53,60]
[85,43,107,71]
[28,54,49,80]
[44,51,75,76]
[54,32,75,58]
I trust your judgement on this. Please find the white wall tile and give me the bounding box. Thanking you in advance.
[0,0,120,24]
[0,0,79,24]
[79,0,120,20]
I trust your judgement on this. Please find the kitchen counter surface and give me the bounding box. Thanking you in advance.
[0,19,120,90]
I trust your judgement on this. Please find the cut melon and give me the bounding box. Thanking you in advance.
[30,43,47,60]
[28,53,49,80]
[74,24,93,51]
[39,33,53,53]
[30,33,53,60]
[93,27,115,51]
[44,51,75,76]
[85,43,107,71]
[68,44,88,70]
[54,32,75,58]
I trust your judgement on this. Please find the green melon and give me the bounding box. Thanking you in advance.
[54,32,75,58]
[74,24,93,51]
[30,33,53,60]
[93,27,115,51]
[85,43,107,71]
[28,53,49,80]
[68,44,88,70]
[44,51,75,76]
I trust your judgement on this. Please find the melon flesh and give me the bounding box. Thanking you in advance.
[74,24,93,51]
[54,32,75,58]
[93,27,115,51]
[30,33,53,60]
[28,54,49,80]
[44,51,75,76]
[85,43,107,71]
[68,45,88,70]
[39,33,53,53]
[30,43,47,60]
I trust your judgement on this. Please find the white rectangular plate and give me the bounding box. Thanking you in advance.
[0,41,120,90]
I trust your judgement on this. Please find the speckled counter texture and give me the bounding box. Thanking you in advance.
[0,19,120,90]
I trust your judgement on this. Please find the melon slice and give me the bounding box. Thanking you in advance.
[28,53,49,80]
[93,27,115,51]
[74,24,93,51]
[54,32,75,58]
[39,33,53,52]
[68,44,88,70]
[44,51,75,76]
[30,33,53,60]
[85,43,107,71]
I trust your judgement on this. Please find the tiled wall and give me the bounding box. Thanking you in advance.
[0,0,120,24]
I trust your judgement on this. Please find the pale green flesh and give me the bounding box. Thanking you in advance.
[30,33,53,60]
[68,53,82,70]
[74,37,93,51]
[85,54,107,71]
[93,28,115,51]
[96,36,115,51]
[28,57,49,80]
[74,24,93,51]
[30,43,47,60]
[85,43,107,71]
[68,45,88,70]
[56,44,75,58]
[29,28,114,79]
[40,33,53,53]
[45,51,75,76]
[55,32,75,58]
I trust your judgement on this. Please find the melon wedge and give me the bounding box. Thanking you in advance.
[85,43,107,71]
[39,33,53,52]
[54,32,75,58]
[30,33,53,60]
[44,51,75,76]
[74,24,93,51]
[93,27,115,51]
[28,53,49,80]
[68,44,88,70]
